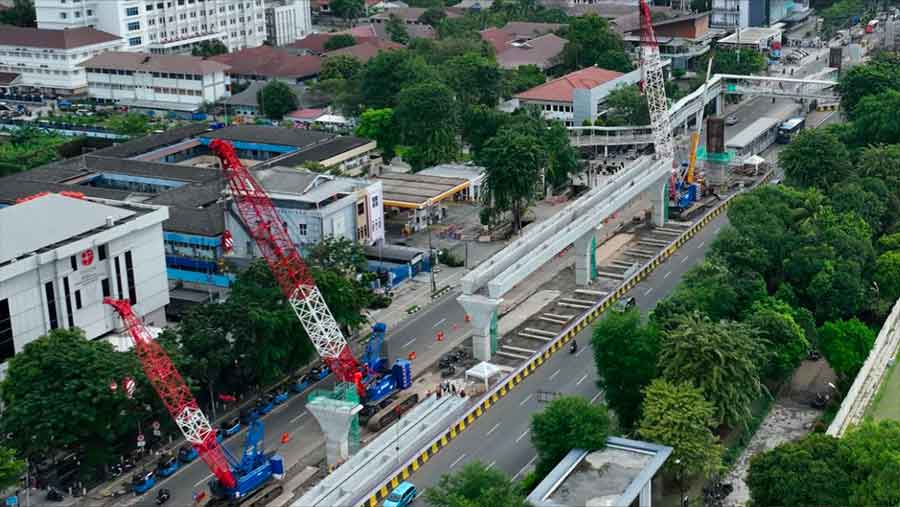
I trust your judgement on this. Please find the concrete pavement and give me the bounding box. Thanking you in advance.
[406,210,731,501]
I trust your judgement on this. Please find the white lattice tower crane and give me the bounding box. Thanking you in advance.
[639,0,675,175]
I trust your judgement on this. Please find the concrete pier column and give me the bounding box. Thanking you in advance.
[714,92,724,116]
[574,230,597,286]
[640,480,651,507]
[307,397,362,466]
[695,109,703,131]
[648,174,668,227]
[457,294,502,361]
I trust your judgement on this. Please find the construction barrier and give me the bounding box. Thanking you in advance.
[436,331,444,341]
[359,178,774,507]
[817,102,839,112]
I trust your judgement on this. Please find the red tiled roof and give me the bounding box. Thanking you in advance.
[211,46,322,79]
[495,33,567,70]
[0,25,121,49]
[286,108,327,120]
[479,27,513,55]
[515,66,624,102]
[323,40,403,63]
[0,72,21,86]
[287,33,381,54]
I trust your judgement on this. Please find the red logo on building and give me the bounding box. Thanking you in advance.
[81,249,94,266]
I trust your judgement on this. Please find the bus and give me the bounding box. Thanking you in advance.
[866,19,880,33]
[777,117,806,143]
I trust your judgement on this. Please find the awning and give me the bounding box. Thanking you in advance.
[465,361,504,389]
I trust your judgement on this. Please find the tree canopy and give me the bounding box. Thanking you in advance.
[779,128,851,190]
[386,14,411,44]
[356,108,399,162]
[559,15,631,73]
[531,396,610,477]
[476,125,545,232]
[324,34,358,51]
[838,51,900,115]
[426,462,529,507]
[329,0,365,20]
[637,379,723,479]
[320,54,363,81]
[591,308,660,432]
[395,80,460,170]
[818,318,875,381]
[604,85,650,126]
[258,80,299,119]
[191,39,228,57]
[0,0,35,27]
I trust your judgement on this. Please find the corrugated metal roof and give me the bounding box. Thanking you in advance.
[79,52,230,75]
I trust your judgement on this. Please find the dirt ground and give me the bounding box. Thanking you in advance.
[723,358,837,506]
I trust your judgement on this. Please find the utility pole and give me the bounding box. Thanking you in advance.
[426,203,436,294]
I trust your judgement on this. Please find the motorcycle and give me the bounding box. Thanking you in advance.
[156,488,171,505]
[570,341,578,354]
[46,487,64,502]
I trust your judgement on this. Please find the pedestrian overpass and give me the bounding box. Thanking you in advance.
[459,156,670,360]
[569,72,840,149]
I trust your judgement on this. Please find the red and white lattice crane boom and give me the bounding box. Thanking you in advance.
[209,139,363,394]
[104,298,237,489]
[639,0,675,180]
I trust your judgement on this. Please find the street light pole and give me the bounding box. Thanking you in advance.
[426,202,436,294]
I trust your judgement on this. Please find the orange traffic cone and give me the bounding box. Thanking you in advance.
[281,432,290,444]
[408,351,417,360]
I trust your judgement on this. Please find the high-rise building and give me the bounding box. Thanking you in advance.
[711,0,809,29]
[35,0,268,54]
[265,0,312,47]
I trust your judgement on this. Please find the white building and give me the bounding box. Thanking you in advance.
[81,51,231,113]
[0,25,124,96]
[265,0,312,46]
[35,0,267,54]
[0,194,169,374]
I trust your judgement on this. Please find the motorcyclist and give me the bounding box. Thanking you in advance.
[570,340,578,353]
[156,488,171,505]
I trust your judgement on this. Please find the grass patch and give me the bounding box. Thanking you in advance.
[866,354,900,421]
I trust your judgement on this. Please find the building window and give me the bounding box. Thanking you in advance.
[114,257,124,300]
[126,6,139,15]
[0,299,13,362]
[372,195,379,208]
[127,21,141,30]
[74,290,82,310]
[125,251,137,305]
[44,281,59,330]
[70,255,78,271]
[74,11,81,17]
[101,278,111,298]
[59,12,67,19]
[357,202,365,215]
[129,37,142,46]
[298,223,307,236]
[62,277,74,328]
[146,3,154,9]
[86,9,92,15]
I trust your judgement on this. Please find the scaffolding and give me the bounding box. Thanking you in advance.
[308,383,361,454]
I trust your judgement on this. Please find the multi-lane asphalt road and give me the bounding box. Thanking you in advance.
[408,210,731,500]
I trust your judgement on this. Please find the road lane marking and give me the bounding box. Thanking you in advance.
[590,391,603,404]
[402,338,417,348]
[577,374,588,386]
[486,422,501,437]
[520,394,533,406]
[194,473,213,487]
[549,369,560,381]
[576,346,588,357]
[512,456,537,481]
[486,461,496,470]
[433,318,447,328]
[644,287,653,296]
[450,453,467,469]
[698,241,705,249]
[516,430,529,443]
[681,255,690,264]
[663,271,671,279]
[290,412,308,424]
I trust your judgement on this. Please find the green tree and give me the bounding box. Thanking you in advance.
[604,85,650,126]
[258,80,299,120]
[443,52,503,107]
[502,65,546,97]
[829,177,894,235]
[852,89,900,145]
[779,128,851,190]
[426,462,529,507]
[659,313,764,428]
[320,54,363,81]
[313,267,373,332]
[418,7,448,25]
[358,51,438,109]
[747,433,852,507]
[461,105,508,154]
[702,48,765,75]
[0,0,36,27]
[818,318,875,381]
[842,420,900,507]
[386,14,411,44]
[355,107,400,161]
[637,379,723,479]
[875,250,900,303]
[306,235,368,276]
[409,37,493,66]
[104,113,152,136]
[329,0,365,20]
[0,329,151,466]
[859,144,900,198]
[395,80,460,170]
[475,126,546,232]
[591,308,660,432]
[747,299,809,381]
[559,14,631,73]
[191,38,228,57]
[531,396,610,477]
[0,127,67,176]
[838,47,900,114]
[0,447,25,490]
[324,34,357,51]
